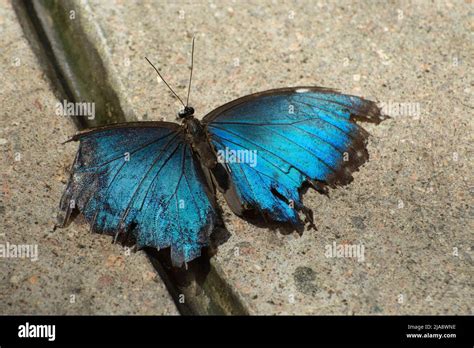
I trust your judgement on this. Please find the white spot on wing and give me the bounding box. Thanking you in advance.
[295,88,310,93]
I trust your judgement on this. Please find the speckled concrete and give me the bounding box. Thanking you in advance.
[0,0,178,315]
[65,0,472,314]
[6,0,472,315]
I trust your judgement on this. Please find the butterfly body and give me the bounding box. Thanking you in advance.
[58,87,386,266]
[182,116,217,169]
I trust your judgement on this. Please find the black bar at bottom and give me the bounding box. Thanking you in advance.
[0,315,472,346]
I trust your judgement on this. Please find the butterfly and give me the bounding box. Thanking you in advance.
[57,41,386,267]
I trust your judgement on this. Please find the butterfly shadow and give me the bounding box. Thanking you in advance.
[143,221,231,314]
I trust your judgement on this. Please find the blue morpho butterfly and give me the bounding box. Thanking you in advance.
[57,40,386,267]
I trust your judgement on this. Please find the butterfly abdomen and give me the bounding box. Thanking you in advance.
[184,117,217,169]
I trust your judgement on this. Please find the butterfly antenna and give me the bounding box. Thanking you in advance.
[185,36,195,107]
[144,56,186,108]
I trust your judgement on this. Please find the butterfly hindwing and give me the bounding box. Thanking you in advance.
[203,87,385,226]
[58,122,218,266]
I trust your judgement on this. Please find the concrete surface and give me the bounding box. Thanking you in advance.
[71,0,473,314]
[3,0,473,315]
[0,0,178,315]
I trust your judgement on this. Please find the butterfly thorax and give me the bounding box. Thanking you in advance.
[183,116,217,169]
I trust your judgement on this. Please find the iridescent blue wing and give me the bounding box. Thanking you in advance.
[203,87,386,227]
[58,122,218,266]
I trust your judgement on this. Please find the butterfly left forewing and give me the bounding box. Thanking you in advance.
[203,87,386,227]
